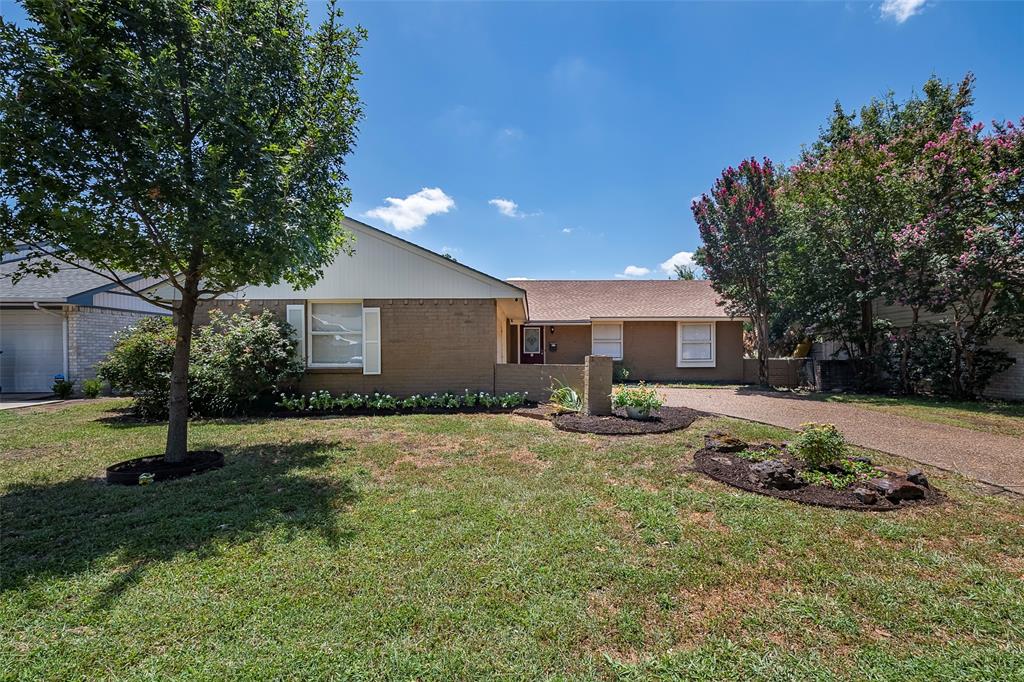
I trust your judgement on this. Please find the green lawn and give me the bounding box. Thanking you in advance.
[2,400,1023,680]
[816,393,1024,438]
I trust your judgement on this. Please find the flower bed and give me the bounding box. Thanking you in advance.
[694,430,942,511]
[274,390,531,416]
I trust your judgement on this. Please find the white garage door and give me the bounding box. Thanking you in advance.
[0,310,65,393]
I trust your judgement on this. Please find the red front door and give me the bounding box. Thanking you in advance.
[520,326,544,364]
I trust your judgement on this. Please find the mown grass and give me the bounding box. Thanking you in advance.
[2,400,1023,680]
[817,393,1024,438]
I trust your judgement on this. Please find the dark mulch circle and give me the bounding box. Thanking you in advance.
[693,448,943,511]
[106,450,224,485]
[551,406,705,435]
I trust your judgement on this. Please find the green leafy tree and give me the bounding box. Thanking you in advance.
[693,158,783,385]
[1,0,365,462]
[672,263,696,280]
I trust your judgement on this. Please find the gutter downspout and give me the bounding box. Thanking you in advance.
[33,302,70,380]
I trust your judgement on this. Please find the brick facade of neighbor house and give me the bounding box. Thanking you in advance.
[622,320,745,382]
[199,297,500,397]
[67,306,157,384]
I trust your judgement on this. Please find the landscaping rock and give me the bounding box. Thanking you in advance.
[710,456,734,466]
[852,487,878,505]
[866,477,926,502]
[748,460,803,490]
[704,431,747,453]
[849,456,873,465]
[907,468,930,488]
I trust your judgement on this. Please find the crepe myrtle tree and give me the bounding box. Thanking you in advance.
[893,116,1024,397]
[693,158,783,386]
[0,0,365,462]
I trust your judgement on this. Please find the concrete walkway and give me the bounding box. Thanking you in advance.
[0,393,61,411]
[661,388,1024,493]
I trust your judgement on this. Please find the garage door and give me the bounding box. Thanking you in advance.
[0,309,64,393]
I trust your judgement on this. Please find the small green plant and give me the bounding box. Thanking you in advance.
[735,445,781,462]
[274,390,528,413]
[81,378,103,399]
[548,380,582,413]
[611,382,663,418]
[51,376,74,399]
[613,364,631,384]
[793,422,846,468]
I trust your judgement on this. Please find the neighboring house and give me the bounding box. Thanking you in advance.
[873,299,1023,401]
[197,219,747,396]
[508,280,745,382]
[0,249,167,393]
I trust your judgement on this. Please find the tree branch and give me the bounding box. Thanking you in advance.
[20,241,177,312]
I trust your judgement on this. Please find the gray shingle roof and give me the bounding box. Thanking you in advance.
[513,279,734,322]
[1,257,124,302]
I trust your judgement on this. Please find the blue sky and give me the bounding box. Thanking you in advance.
[9,1,1024,280]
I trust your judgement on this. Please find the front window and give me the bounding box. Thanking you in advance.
[592,323,623,360]
[309,302,363,367]
[678,322,715,367]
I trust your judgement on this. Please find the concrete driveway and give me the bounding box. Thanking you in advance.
[0,393,60,410]
[661,387,1024,494]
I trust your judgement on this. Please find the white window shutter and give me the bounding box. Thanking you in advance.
[362,307,381,375]
[286,304,306,365]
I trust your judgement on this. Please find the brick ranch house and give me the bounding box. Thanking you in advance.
[185,218,747,398]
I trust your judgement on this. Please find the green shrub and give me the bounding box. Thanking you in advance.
[81,378,102,399]
[51,376,74,399]
[611,382,663,417]
[548,380,582,413]
[792,422,846,468]
[98,308,302,419]
[275,390,528,413]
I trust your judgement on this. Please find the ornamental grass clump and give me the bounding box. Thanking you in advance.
[793,422,846,468]
[548,380,583,414]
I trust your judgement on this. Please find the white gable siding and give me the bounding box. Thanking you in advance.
[229,220,523,301]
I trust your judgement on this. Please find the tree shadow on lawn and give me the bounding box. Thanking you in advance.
[0,440,359,606]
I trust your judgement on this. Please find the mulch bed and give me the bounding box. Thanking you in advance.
[693,445,943,512]
[106,450,224,485]
[550,406,705,435]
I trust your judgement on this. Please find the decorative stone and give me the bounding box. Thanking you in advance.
[748,460,803,490]
[710,456,734,466]
[704,431,747,453]
[906,468,929,488]
[849,456,873,465]
[853,487,878,505]
[866,477,926,502]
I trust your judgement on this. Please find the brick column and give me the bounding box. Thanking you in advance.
[584,355,612,415]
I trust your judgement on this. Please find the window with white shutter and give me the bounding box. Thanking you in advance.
[591,323,623,360]
[285,304,306,365]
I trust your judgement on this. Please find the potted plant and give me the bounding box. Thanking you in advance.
[611,382,664,419]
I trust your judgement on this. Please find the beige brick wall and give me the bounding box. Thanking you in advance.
[201,298,499,397]
[493,363,585,401]
[622,320,745,382]
[67,306,162,385]
[544,325,592,364]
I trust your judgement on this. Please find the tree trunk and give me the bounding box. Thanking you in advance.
[165,284,199,463]
[898,307,919,395]
[756,315,770,387]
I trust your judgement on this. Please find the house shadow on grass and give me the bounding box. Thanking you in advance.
[0,441,359,605]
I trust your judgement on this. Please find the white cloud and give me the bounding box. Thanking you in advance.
[880,0,927,23]
[562,227,573,234]
[489,197,539,219]
[365,187,455,232]
[440,245,460,256]
[659,251,696,277]
[615,265,651,279]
